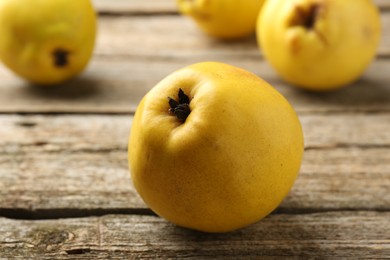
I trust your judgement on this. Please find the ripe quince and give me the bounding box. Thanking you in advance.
[129,62,304,233]
[257,0,381,91]
[0,0,97,85]
[177,0,265,39]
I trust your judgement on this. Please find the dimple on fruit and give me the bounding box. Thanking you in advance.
[0,0,97,85]
[177,0,265,39]
[257,0,381,91]
[129,62,304,233]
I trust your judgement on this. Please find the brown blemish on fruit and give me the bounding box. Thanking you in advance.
[289,34,302,55]
[168,88,191,123]
[196,13,212,21]
[52,48,70,68]
[315,29,328,46]
[362,26,374,40]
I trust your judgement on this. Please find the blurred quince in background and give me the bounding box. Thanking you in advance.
[176,0,265,39]
[0,0,97,85]
[257,0,381,91]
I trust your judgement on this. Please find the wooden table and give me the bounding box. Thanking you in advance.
[1,1,389,258]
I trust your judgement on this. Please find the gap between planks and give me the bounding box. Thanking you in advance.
[1,207,390,221]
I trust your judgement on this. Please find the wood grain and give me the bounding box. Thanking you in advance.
[93,0,177,14]
[91,0,390,14]
[0,111,389,213]
[0,113,389,152]
[0,112,388,214]
[1,212,390,258]
[0,57,389,114]
[95,14,390,58]
[0,147,389,213]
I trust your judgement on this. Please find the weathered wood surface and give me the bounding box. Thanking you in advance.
[1,114,389,212]
[95,14,390,58]
[0,114,389,151]
[0,58,389,114]
[93,0,177,14]
[1,212,390,259]
[1,147,389,216]
[0,1,389,259]
[91,0,390,14]
[0,112,388,217]
[0,113,389,215]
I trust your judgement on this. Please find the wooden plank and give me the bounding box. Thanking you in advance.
[0,113,389,152]
[1,113,388,213]
[93,0,177,14]
[95,16,261,58]
[1,212,389,258]
[377,0,390,10]
[0,57,389,114]
[0,147,389,213]
[95,14,390,58]
[0,113,389,212]
[91,0,390,14]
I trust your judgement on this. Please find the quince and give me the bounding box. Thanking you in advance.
[0,0,97,85]
[177,0,265,39]
[129,62,304,233]
[257,0,381,91]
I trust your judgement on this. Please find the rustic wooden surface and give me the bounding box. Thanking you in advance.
[1,212,390,259]
[1,0,390,259]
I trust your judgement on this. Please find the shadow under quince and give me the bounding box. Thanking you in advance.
[22,75,103,101]
[285,76,390,109]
